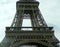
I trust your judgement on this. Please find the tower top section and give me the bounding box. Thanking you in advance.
[17,0,39,6]
[19,0,36,2]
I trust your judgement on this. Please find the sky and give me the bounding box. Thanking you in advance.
[0,0,60,42]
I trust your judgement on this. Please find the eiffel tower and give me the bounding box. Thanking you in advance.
[2,0,59,47]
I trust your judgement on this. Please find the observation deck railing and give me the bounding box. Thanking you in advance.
[6,27,53,32]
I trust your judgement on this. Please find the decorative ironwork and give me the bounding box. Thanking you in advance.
[2,0,59,47]
[6,27,53,31]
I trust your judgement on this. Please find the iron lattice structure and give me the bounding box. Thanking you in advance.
[2,0,59,47]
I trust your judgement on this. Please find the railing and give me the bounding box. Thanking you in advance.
[6,27,53,32]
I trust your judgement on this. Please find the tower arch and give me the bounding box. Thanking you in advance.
[10,40,49,47]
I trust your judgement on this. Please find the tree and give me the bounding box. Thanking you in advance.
[0,43,2,47]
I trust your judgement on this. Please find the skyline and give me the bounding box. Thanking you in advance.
[0,0,60,42]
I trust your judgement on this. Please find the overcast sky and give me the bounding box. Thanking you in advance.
[0,0,60,42]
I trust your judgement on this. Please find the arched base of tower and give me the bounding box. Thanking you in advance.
[9,39,51,47]
[17,42,47,47]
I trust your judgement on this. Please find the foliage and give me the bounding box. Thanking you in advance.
[0,43,2,47]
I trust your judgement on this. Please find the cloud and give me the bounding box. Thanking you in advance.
[0,0,18,5]
[0,0,16,42]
